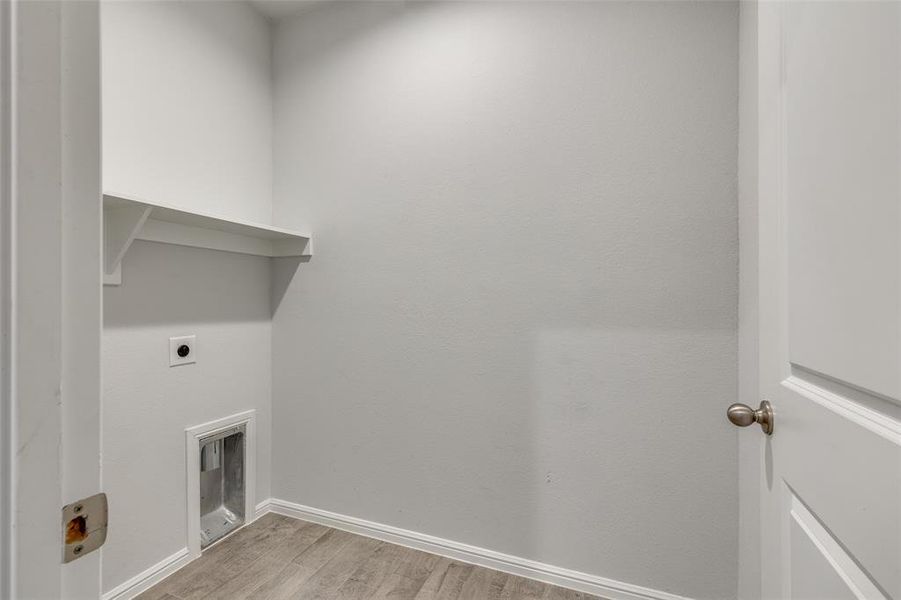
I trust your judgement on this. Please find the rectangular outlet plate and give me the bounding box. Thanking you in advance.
[170,335,197,367]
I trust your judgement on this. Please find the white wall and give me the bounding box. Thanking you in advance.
[102,242,272,592]
[100,0,274,592]
[270,3,739,600]
[102,0,273,223]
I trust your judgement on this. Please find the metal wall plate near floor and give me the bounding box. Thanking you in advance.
[185,410,257,559]
[198,426,246,549]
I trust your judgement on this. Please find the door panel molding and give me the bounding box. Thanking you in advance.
[782,375,901,443]
[783,486,886,600]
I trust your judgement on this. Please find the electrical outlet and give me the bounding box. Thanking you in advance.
[169,335,196,367]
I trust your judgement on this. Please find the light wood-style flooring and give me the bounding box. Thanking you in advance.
[136,513,601,600]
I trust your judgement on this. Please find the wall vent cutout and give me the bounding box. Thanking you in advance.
[185,410,256,558]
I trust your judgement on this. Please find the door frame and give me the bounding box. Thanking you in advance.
[1,1,103,598]
[737,1,762,599]
[1,1,13,596]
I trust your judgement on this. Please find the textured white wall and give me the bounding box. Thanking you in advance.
[270,2,739,599]
[102,0,273,223]
[102,243,272,592]
[100,0,274,593]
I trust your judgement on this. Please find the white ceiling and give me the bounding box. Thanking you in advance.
[248,0,327,20]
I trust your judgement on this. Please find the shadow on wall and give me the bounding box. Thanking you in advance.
[271,255,308,315]
[104,240,279,327]
[271,0,408,68]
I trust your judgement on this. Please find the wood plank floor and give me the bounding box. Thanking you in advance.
[136,513,601,600]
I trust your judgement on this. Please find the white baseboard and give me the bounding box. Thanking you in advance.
[255,498,272,520]
[104,499,694,600]
[101,547,191,600]
[102,502,273,600]
[264,497,693,600]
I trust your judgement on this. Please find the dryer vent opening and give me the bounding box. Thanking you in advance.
[199,426,245,548]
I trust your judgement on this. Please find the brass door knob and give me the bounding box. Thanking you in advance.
[727,400,773,435]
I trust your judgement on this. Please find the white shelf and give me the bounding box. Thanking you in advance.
[103,191,312,285]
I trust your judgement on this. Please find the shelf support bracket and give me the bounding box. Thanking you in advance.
[104,204,152,285]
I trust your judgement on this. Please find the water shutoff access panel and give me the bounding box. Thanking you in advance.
[199,426,245,548]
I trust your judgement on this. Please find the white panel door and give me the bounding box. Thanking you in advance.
[755,2,901,599]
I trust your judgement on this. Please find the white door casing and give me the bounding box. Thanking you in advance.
[0,2,12,595]
[2,1,103,598]
[755,2,901,599]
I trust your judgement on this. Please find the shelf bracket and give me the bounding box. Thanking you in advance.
[104,204,152,286]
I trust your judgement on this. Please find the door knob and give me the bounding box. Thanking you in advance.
[727,400,773,435]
